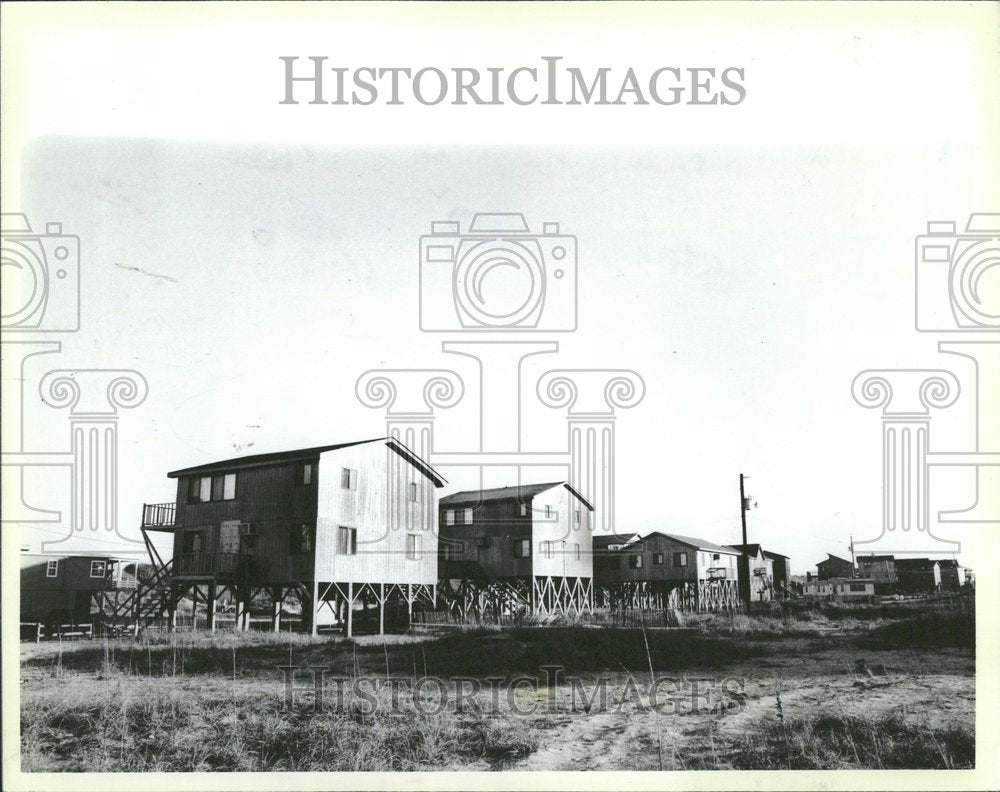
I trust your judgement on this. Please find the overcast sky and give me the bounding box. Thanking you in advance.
[13,138,989,573]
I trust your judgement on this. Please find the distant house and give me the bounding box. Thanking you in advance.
[594,532,741,611]
[938,559,972,592]
[804,577,875,601]
[816,554,854,581]
[894,558,941,594]
[592,532,641,576]
[20,554,133,626]
[727,543,774,604]
[438,481,595,616]
[856,554,897,594]
[762,550,791,597]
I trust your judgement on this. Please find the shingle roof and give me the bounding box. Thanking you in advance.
[441,482,594,510]
[643,532,741,555]
[167,437,447,486]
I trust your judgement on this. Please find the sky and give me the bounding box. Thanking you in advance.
[10,138,992,574]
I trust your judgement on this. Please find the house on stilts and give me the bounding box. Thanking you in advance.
[138,437,446,637]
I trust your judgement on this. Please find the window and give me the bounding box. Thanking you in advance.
[409,482,419,502]
[520,503,528,517]
[290,524,313,553]
[89,560,106,578]
[673,552,688,567]
[712,553,720,561]
[300,464,313,486]
[514,538,531,559]
[542,541,554,559]
[181,531,203,554]
[406,533,421,560]
[850,583,867,592]
[341,468,357,490]
[444,509,455,526]
[575,509,581,525]
[653,552,664,565]
[464,508,473,525]
[544,505,552,519]
[337,526,357,556]
[46,559,59,578]
[189,474,235,502]
[575,543,581,560]
[442,540,464,559]
[629,554,643,569]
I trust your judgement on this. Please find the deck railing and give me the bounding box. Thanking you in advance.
[142,502,176,528]
[174,552,239,577]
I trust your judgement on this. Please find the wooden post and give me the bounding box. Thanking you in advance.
[407,583,413,626]
[379,582,385,635]
[272,587,283,633]
[346,581,353,639]
[168,583,177,632]
[207,582,217,632]
[310,580,319,637]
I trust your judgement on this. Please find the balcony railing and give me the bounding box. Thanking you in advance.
[142,502,176,529]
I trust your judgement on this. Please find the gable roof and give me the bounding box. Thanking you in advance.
[440,482,595,510]
[818,554,852,566]
[857,554,895,562]
[643,532,741,555]
[167,437,447,487]
[593,532,641,550]
[727,543,765,558]
[762,549,789,560]
[894,558,940,570]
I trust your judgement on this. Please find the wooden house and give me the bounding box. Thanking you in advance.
[141,437,446,636]
[804,577,875,602]
[816,553,854,580]
[727,543,774,604]
[856,554,897,594]
[762,550,791,597]
[594,532,741,612]
[437,482,595,617]
[894,558,941,594]
[20,554,135,628]
[938,559,972,592]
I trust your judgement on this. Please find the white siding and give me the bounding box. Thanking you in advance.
[314,441,437,585]
[530,485,593,580]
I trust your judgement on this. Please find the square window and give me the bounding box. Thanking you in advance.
[464,508,473,525]
[629,554,643,569]
[673,552,688,568]
[182,531,203,554]
[89,560,106,578]
[406,533,421,560]
[46,559,59,578]
[444,509,455,526]
[290,524,313,553]
[514,538,531,559]
[653,552,664,565]
[223,473,237,499]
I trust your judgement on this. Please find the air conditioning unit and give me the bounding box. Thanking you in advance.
[238,523,253,535]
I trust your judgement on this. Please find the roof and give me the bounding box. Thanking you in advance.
[592,532,641,550]
[818,554,852,565]
[441,481,595,510]
[727,543,765,558]
[762,549,789,560]
[857,554,895,562]
[643,532,741,555]
[167,437,447,487]
[894,558,940,570]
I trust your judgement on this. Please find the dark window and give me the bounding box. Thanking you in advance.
[850,583,867,592]
[629,554,643,569]
[290,524,313,553]
[338,526,357,556]
[188,474,235,502]
[89,560,106,578]
[211,475,225,501]
[514,538,531,559]
[341,468,357,490]
[182,531,203,554]
[673,552,688,567]
[653,552,664,565]
[298,463,312,486]
[442,540,464,560]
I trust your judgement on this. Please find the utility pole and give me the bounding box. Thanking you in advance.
[849,534,856,578]
[739,473,749,546]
